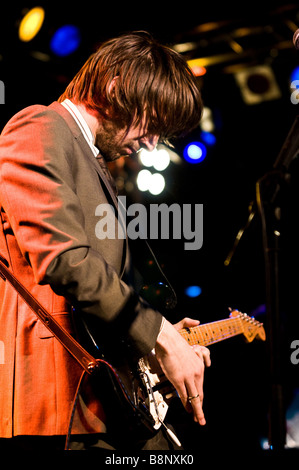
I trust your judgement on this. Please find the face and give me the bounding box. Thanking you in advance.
[94,115,159,162]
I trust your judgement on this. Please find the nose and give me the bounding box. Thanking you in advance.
[139,134,159,152]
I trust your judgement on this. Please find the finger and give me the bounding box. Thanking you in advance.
[180,364,205,424]
[178,386,206,425]
[186,389,206,425]
[175,379,203,414]
[189,359,206,424]
[174,317,200,331]
[202,348,211,367]
[192,345,211,367]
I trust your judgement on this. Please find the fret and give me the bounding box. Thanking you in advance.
[178,311,265,347]
[179,316,244,347]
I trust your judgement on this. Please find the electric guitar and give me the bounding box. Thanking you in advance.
[0,255,266,445]
[81,309,266,443]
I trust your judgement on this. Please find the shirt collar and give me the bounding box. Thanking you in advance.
[61,99,99,157]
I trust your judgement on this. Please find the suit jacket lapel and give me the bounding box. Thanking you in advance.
[47,102,175,300]
[48,102,119,208]
[48,101,128,277]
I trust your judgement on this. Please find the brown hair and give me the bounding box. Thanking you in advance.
[58,31,203,140]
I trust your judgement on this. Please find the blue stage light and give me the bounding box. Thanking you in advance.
[50,25,81,57]
[185,285,202,298]
[290,65,299,84]
[200,131,216,146]
[183,142,207,164]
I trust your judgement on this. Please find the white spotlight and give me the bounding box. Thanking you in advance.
[139,149,155,167]
[149,173,165,195]
[136,169,152,191]
[153,149,170,171]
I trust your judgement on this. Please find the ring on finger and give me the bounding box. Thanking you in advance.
[188,393,200,403]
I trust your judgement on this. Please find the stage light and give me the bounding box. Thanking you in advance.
[185,285,202,298]
[187,59,207,77]
[136,170,165,195]
[183,142,207,164]
[200,107,215,133]
[136,169,152,191]
[139,149,153,167]
[191,65,207,77]
[200,131,216,146]
[152,149,170,171]
[18,7,45,42]
[139,148,170,171]
[50,25,81,57]
[290,66,299,104]
[234,65,281,105]
[148,173,165,195]
[290,65,299,84]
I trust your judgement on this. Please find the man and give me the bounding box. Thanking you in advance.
[0,31,210,450]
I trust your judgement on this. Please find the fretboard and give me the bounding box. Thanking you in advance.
[179,316,244,347]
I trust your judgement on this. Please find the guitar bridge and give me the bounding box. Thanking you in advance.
[138,356,169,429]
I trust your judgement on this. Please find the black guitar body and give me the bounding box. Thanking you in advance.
[90,360,159,444]
[81,238,177,443]
[73,312,160,445]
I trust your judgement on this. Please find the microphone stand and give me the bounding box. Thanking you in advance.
[224,115,299,451]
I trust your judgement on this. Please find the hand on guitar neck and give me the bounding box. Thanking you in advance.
[155,317,211,426]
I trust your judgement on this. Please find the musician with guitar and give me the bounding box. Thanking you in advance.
[8,26,276,455]
[0,31,213,451]
[0,30,267,452]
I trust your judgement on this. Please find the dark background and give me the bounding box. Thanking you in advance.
[1,0,299,455]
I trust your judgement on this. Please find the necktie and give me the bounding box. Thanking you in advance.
[96,155,118,196]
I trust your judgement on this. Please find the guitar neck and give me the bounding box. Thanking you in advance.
[179,317,245,347]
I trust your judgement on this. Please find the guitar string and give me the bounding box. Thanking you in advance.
[180,315,263,347]
[179,316,245,347]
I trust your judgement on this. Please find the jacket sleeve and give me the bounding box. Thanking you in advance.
[0,105,163,359]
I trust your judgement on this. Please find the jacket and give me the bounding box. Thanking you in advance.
[0,102,162,437]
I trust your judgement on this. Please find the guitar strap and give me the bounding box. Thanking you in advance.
[0,250,161,450]
[0,252,98,375]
